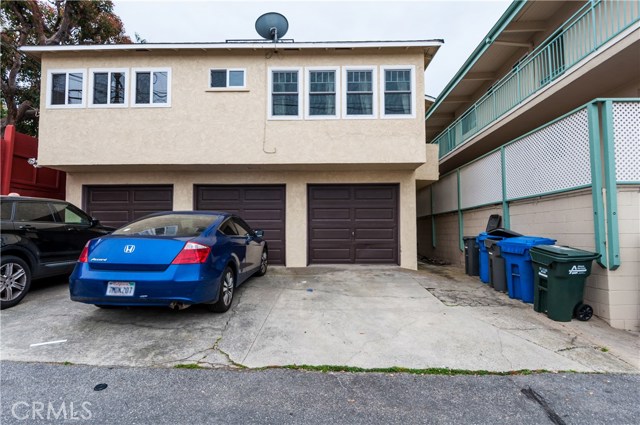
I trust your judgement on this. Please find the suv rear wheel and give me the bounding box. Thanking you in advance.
[0,256,32,309]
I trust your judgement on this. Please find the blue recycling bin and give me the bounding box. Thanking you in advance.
[498,236,556,303]
[477,228,522,284]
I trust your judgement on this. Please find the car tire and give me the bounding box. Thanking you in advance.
[0,256,32,310]
[207,266,235,313]
[254,249,268,277]
[95,305,118,309]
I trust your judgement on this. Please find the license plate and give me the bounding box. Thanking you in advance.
[106,282,135,296]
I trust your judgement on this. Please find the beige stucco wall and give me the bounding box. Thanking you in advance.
[38,49,428,169]
[66,169,418,270]
[420,188,640,331]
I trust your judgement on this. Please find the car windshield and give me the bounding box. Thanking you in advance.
[112,214,220,237]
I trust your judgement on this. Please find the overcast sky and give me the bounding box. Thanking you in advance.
[113,0,510,97]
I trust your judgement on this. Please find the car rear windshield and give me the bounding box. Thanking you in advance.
[112,214,221,237]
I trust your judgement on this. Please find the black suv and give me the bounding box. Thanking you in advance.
[1,196,113,309]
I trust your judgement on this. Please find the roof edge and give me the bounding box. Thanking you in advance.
[425,0,527,121]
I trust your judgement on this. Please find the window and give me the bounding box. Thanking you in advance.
[14,202,55,222]
[210,69,245,89]
[47,70,86,108]
[50,203,91,225]
[382,67,414,117]
[132,68,171,107]
[219,219,239,236]
[232,217,252,237]
[1,202,13,220]
[344,67,376,118]
[269,68,302,118]
[306,68,339,118]
[89,69,128,107]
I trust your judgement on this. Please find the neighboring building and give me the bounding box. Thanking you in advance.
[420,0,639,330]
[22,39,442,269]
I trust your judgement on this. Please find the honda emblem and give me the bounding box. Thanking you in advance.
[124,245,136,254]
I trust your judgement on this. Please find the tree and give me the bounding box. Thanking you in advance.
[1,0,131,135]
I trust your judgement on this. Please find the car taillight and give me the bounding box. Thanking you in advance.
[78,242,90,263]
[171,242,211,264]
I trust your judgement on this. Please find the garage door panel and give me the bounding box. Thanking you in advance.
[85,185,173,229]
[308,184,398,265]
[354,208,394,220]
[311,208,351,220]
[195,185,285,265]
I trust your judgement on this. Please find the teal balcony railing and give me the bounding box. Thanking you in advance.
[432,0,639,159]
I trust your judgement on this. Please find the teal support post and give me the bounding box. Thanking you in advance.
[587,102,608,268]
[500,146,510,229]
[457,170,464,252]
[602,100,621,270]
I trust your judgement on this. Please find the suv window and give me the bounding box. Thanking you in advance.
[50,202,91,225]
[14,202,56,222]
[1,202,13,220]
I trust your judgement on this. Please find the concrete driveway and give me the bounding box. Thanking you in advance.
[1,264,637,373]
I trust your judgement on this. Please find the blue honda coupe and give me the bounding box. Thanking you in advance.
[69,211,268,312]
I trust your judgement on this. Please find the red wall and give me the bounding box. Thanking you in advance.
[1,125,66,199]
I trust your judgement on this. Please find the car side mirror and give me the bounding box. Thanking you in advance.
[254,229,264,238]
[90,218,101,227]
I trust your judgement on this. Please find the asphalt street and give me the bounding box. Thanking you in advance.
[1,361,638,425]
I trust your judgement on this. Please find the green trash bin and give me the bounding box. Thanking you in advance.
[530,245,601,322]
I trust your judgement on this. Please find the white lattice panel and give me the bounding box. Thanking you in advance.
[613,102,640,182]
[432,172,458,214]
[505,108,591,200]
[460,151,502,209]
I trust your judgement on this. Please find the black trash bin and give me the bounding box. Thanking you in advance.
[485,239,507,291]
[463,236,479,276]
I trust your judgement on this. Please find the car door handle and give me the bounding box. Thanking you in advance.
[19,225,36,230]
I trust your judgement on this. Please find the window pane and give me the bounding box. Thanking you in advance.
[229,70,244,87]
[273,94,298,116]
[14,202,55,222]
[385,70,411,91]
[1,202,13,220]
[68,73,83,104]
[51,203,90,224]
[110,72,125,104]
[347,93,373,115]
[385,93,411,115]
[211,70,226,88]
[51,73,66,105]
[153,71,168,103]
[272,71,298,93]
[93,73,108,104]
[310,71,335,93]
[347,71,372,92]
[310,94,335,116]
[136,72,150,104]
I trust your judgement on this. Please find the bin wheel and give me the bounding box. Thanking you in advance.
[574,304,593,321]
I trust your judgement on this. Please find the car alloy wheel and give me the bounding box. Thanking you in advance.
[222,270,234,307]
[0,258,30,307]
[260,251,268,274]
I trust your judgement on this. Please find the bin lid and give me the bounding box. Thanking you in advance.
[477,232,503,243]
[497,236,557,255]
[530,245,601,261]
[487,228,522,238]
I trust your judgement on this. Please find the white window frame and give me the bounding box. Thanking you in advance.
[342,66,378,119]
[305,66,340,120]
[88,68,129,108]
[45,69,87,109]
[208,68,247,90]
[268,67,303,120]
[380,65,416,119]
[131,67,172,108]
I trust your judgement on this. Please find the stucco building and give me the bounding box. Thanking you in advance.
[420,0,639,330]
[23,39,441,269]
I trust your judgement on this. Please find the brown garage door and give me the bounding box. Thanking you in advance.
[84,185,173,228]
[308,184,399,264]
[195,185,286,265]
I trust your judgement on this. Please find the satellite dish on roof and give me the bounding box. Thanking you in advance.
[255,12,289,42]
